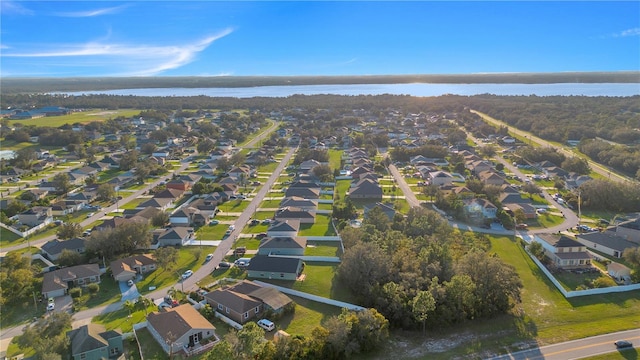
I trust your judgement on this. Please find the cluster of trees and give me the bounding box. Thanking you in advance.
[337,207,522,329]
[0,251,41,308]
[201,308,389,360]
[390,144,449,163]
[85,222,151,259]
[578,139,640,179]
[515,146,591,175]
[293,148,329,165]
[571,179,640,212]
[16,312,72,360]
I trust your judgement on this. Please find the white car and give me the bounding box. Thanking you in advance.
[205,254,214,262]
[181,270,193,279]
[257,319,275,331]
[127,279,134,287]
[46,302,55,311]
[228,225,235,231]
[87,212,95,218]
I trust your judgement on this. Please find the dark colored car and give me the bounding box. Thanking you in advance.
[218,262,232,268]
[615,340,633,349]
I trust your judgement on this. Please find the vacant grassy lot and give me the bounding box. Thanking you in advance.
[328,149,343,171]
[196,223,229,240]
[0,227,23,247]
[261,262,355,304]
[305,241,342,257]
[137,246,215,295]
[7,109,141,127]
[93,304,156,333]
[275,295,342,337]
[489,235,640,345]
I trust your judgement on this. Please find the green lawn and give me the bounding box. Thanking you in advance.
[275,295,342,338]
[134,327,169,359]
[534,213,565,229]
[261,262,356,304]
[0,227,24,247]
[488,235,640,346]
[136,246,216,295]
[298,214,336,236]
[305,241,342,257]
[328,149,343,171]
[196,223,229,240]
[73,276,123,311]
[7,109,141,127]
[257,161,279,173]
[118,197,146,210]
[259,199,282,208]
[93,305,156,333]
[241,223,270,234]
[234,237,261,250]
[217,199,250,213]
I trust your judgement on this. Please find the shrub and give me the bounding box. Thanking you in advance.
[69,287,82,298]
[87,283,99,294]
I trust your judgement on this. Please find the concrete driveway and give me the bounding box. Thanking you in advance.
[119,281,141,302]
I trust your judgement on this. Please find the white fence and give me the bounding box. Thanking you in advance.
[525,248,640,298]
[253,281,365,311]
[267,254,341,263]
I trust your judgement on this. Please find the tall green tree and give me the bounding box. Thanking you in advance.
[412,290,436,333]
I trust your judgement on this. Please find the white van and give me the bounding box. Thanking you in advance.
[257,319,275,331]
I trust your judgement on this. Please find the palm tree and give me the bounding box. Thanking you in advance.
[136,295,153,316]
[123,300,135,318]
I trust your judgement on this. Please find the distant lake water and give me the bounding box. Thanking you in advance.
[63,83,640,97]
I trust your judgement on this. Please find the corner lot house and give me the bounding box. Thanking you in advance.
[42,264,101,299]
[204,280,293,324]
[246,256,304,281]
[67,324,123,360]
[147,304,218,356]
[110,254,156,282]
[535,234,591,269]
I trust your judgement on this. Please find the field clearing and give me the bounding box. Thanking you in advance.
[7,109,140,127]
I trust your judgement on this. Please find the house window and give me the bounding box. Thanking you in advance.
[280,273,284,278]
[218,304,223,310]
[90,276,96,282]
[226,307,229,314]
[244,312,249,319]
[110,347,120,355]
[80,354,86,359]
[77,278,85,284]
[255,306,260,314]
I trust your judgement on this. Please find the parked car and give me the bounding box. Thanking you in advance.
[218,262,232,268]
[515,223,528,230]
[205,253,214,262]
[210,219,220,225]
[86,212,95,218]
[127,279,134,287]
[46,302,55,311]
[229,225,235,231]
[233,247,246,256]
[614,340,633,349]
[256,232,267,239]
[257,319,275,331]
[261,218,272,225]
[181,270,193,279]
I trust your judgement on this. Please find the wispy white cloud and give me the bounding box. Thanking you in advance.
[54,4,130,18]
[615,28,640,37]
[2,28,234,76]
[0,1,34,15]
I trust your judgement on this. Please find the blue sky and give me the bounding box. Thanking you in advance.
[1,1,639,77]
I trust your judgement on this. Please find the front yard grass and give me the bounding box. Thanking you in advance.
[0,227,24,247]
[93,304,156,333]
[217,199,250,213]
[234,237,260,250]
[534,213,565,229]
[196,224,229,240]
[74,276,122,311]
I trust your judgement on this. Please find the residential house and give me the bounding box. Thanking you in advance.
[51,201,76,216]
[477,170,507,186]
[165,179,192,192]
[611,217,640,244]
[18,206,52,227]
[363,202,397,220]
[284,187,320,200]
[110,254,157,282]
[467,160,493,175]
[275,207,316,224]
[42,264,101,299]
[147,304,218,356]
[535,234,592,269]
[504,203,538,219]
[203,286,263,324]
[348,178,383,199]
[170,207,209,227]
[41,238,86,261]
[137,197,173,211]
[67,324,123,360]
[155,227,193,247]
[154,188,185,201]
[267,219,300,238]
[575,231,639,259]
[258,236,307,256]
[463,198,497,222]
[228,165,254,181]
[279,197,318,212]
[246,256,304,281]
[499,192,531,205]
[299,159,321,172]
[428,171,454,186]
